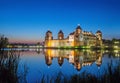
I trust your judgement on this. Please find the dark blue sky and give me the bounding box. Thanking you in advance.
[0,0,120,43]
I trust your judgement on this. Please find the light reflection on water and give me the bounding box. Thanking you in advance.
[17,49,120,83]
[1,49,120,83]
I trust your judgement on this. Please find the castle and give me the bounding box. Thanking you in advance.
[45,25,102,48]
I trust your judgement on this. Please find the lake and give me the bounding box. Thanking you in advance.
[0,49,120,83]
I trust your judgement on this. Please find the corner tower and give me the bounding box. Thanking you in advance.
[58,30,64,39]
[76,24,82,35]
[45,30,53,40]
[96,30,102,41]
[45,30,53,47]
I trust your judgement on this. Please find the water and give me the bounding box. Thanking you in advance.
[0,49,120,83]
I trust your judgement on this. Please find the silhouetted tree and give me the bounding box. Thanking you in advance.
[0,35,9,49]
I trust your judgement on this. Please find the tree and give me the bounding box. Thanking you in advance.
[0,35,9,49]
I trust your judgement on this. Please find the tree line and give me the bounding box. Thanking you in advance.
[0,35,9,49]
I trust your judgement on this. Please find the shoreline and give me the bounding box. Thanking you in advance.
[1,46,120,51]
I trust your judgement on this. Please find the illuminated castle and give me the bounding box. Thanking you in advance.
[45,25,102,48]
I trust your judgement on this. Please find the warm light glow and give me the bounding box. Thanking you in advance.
[48,49,52,56]
[105,50,109,52]
[114,46,118,48]
[114,50,119,53]
[48,41,51,47]
[7,45,12,48]
[114,41,119,44]
[71,50,74,55]
[105,46,108,47]
[114,50,120,57]
[71,41,74,46]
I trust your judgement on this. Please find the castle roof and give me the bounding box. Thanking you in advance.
[96,30,102,33]
[76,25,82,30]
[69,32,75,35]
[46,30,52,33]
[58,30,63,34]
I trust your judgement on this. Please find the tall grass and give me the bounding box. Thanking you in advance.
[0,50,28,83]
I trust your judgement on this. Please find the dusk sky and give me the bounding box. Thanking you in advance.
[0,0,120,43]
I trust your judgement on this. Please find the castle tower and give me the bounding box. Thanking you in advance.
[96,30,102,41]
[45,30,53,47]
[96,30,102,46]
[74,24,83,46]
[58,30,64,39]
[45,30,53,40]
[76,24,82,35]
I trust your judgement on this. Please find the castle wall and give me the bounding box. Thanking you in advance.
[45,39,75,47]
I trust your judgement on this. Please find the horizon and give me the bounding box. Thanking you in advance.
[1,0,120,43]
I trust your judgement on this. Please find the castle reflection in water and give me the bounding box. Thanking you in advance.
[44,49,102,71]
